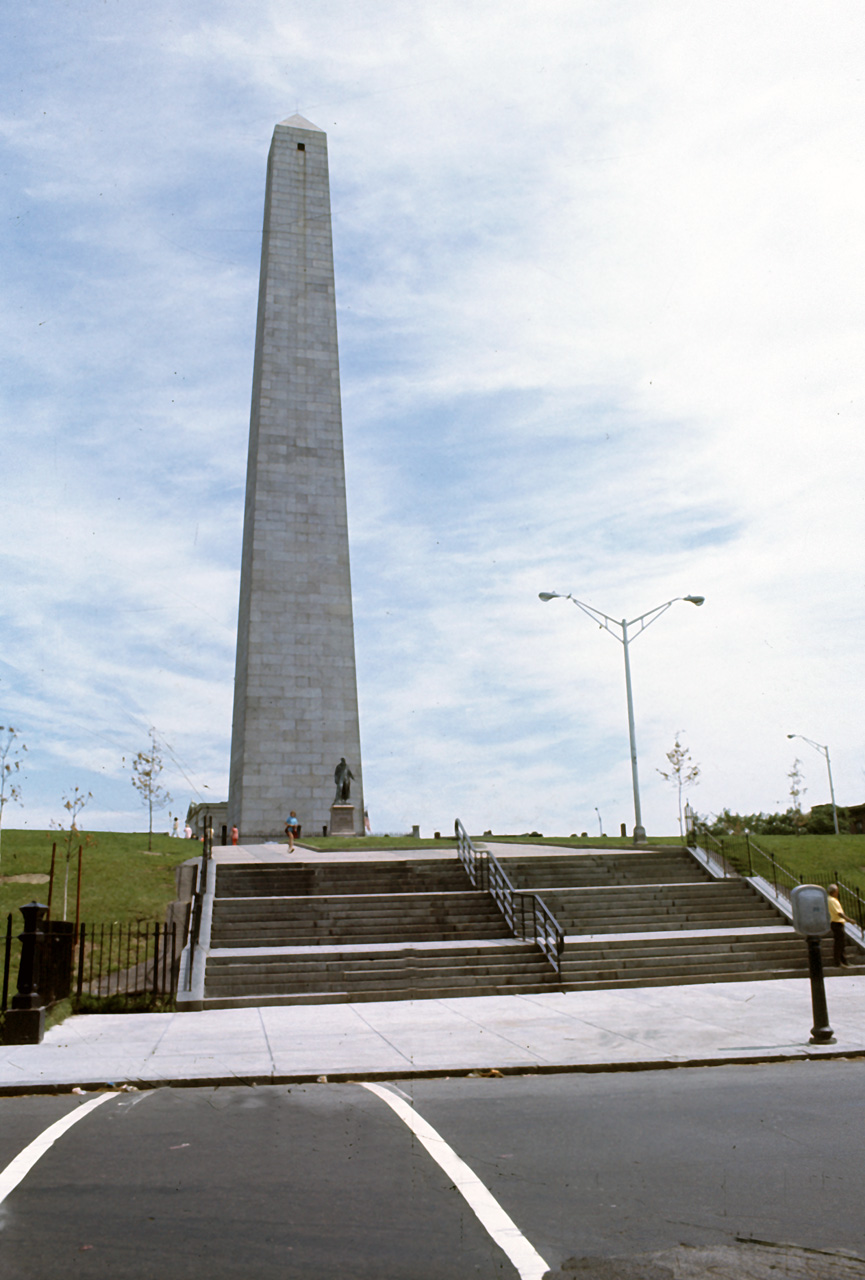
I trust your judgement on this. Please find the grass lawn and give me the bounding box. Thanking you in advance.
[0,829,196,930]
[720,832,865,892]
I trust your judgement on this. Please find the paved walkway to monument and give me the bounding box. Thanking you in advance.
[2,976,863,1095]
[209,840,460,862]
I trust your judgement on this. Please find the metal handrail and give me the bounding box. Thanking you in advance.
[684,806,738,878]
[455,820,564,974]
[184,817,214,989]
[685,812,865,945]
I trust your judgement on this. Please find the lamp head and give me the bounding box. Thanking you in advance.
[538,592,559,602]
[684,595,705,606]
[787,734,795,739]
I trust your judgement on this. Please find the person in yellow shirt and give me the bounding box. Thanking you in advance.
[828,885,851,967]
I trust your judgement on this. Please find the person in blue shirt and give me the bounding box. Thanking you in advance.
[284,810,300,851]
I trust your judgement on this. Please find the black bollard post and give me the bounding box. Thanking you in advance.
[806,935,835,1044]
[13,901,48,1011]
[0,901,49,1044]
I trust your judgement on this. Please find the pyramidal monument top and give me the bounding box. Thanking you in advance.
[279,113,324,132]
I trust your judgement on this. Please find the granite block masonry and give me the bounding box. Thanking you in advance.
[228,115,364,842]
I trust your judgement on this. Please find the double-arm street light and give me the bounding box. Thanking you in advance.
[787,733,839,834]
[539,591,705,845]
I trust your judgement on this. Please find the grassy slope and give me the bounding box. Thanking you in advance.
[0,829,195,929]
[735,833,865,891]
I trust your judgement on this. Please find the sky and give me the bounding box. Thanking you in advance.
[2,0,864,840]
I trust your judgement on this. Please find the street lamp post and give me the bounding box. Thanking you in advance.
[540,591,705,845]
[787,734,839,835]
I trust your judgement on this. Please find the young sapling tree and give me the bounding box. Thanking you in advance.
[53,786,93,920]
[657,732,700,838]
[0,725,27,874]
[129,730,171,851]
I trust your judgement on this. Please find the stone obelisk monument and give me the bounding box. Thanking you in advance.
[228,115,364,841]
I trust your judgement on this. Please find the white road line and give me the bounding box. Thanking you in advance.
[361,1082,550,1280]
[0,1093,114,1206]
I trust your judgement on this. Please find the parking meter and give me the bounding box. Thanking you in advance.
[790,884,834,1044]
[790,884,831,936]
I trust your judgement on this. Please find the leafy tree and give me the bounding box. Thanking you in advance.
[129,730,171,850]
[657,732,700,837]
[705,803,850,838]
[0,725,27,873]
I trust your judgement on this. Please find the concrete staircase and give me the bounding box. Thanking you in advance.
[195,846,862,1008]
[499,849,709,890]
[530,881,783,935]
[202,857,559,1008]
[205,941,559,1006]
[560,931,821,990]
[494,846,861,991]
[210,891,511,949]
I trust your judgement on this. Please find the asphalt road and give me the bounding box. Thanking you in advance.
[1,1061,863,1278]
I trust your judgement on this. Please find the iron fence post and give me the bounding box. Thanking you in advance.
[76,924,86,1000]
[152,923,160,998]
[1,913,12,1012]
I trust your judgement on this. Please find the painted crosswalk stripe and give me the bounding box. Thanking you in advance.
[0,1093,114,1206]
[361,1082,549,1280]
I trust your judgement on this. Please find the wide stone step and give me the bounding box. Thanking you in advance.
[206,964,555,995]
[212,895,501,917]
[204,941,557,999]
[212,928,511,949]
[200,980,560,1009]
[216,860,470,899]
[209,888,512,949]
[496,851,712,889]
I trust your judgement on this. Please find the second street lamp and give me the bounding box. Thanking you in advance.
[539,591,705,845]
[787,733,839,834]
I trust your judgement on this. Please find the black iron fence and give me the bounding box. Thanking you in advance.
[1,908,178,1014]
[455,819,564,974]
[73,921,178,1006]
[684,814,865,943]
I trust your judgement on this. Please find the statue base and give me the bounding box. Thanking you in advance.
[329,804,356,837]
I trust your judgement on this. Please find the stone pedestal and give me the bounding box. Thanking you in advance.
[329,804,356,837]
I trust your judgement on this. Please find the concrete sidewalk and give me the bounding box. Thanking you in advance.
[2,975,863,1094]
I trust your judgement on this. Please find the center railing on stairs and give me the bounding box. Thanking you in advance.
[455,819,564,974]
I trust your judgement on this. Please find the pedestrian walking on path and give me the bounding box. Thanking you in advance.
[284,811,299,852]
[828,884,851,967]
